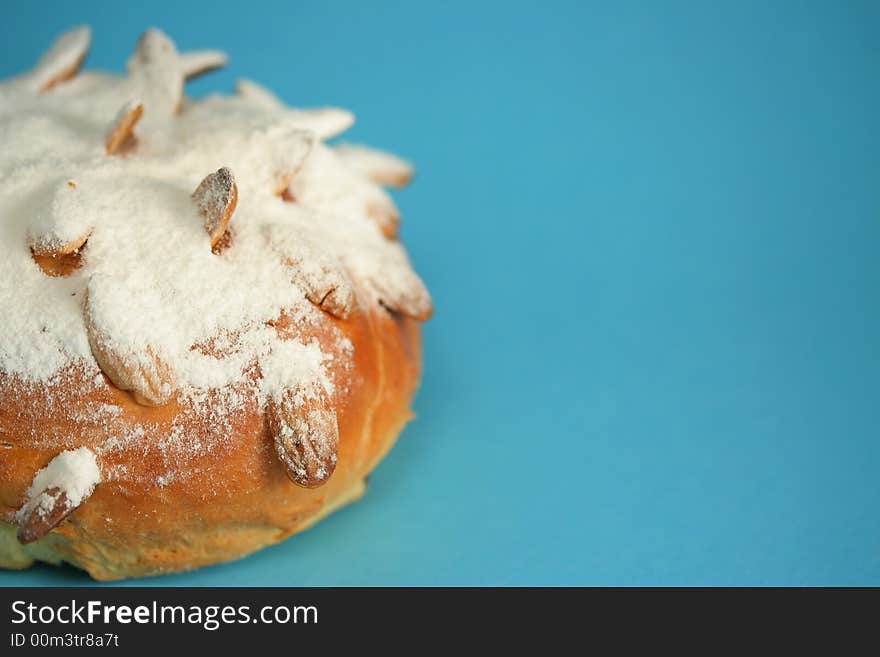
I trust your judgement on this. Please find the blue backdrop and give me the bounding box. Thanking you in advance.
[1,0,878,586]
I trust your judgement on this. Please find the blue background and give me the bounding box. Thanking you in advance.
[1,0,878,586]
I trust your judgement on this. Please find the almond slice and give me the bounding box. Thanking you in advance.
[334,144,414,188]
[89,339,176,407]
[29,25,91,93]
[28,180,93,276]
[192,167,238,252]
[285,107,354,140]
[371,268,433,321]
[105,100,144,155]
[366,201,401,240]
[267,387,339,488]
[311,284,358,319]
[275,172,299,198]
[286,258,358,319]
[268,224,359,318]
[16,448,101,544]
[179,50,228,80]
[30,228,91,258]
[17,487,75,544]
[234,81,354,138]
[31,247,87,277]
[235,78,284,110]
[127,29,184,117]
[30,231,92,277]
[268,129,315,197]
[84,291,177,406]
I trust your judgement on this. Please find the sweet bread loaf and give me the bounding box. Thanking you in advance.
[0,26,431,580]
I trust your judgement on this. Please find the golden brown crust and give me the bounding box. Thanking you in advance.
[0,304,422,580]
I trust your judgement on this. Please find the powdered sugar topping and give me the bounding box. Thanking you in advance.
[0,26,431,414]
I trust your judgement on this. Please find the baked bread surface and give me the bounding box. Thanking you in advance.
[0,308,421,580]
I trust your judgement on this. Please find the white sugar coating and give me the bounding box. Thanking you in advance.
[16,447,102,522]
[0,27,430,433]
